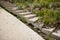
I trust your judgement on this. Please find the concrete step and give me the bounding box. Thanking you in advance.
[11,7,18,10]
[19,12,32,15]
[32,22,44,29]
[23,14,36,19]
[52,30,60,40]
[14,10,26,13]
[41,28,55,35]
[28,17,38,22]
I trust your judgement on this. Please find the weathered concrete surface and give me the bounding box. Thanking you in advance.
[0,7,44,40]
[52,30,60,40]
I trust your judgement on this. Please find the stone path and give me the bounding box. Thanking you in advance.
[0,7,44,40]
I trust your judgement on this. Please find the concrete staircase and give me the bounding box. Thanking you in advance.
[0,1,43,29]
[0,1,60,40]
[0,7,45,40]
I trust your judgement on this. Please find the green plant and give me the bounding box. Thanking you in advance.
[44,9,59,26]
[37,8,60,27]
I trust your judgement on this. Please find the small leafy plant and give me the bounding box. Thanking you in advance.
[34,8,60,28]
